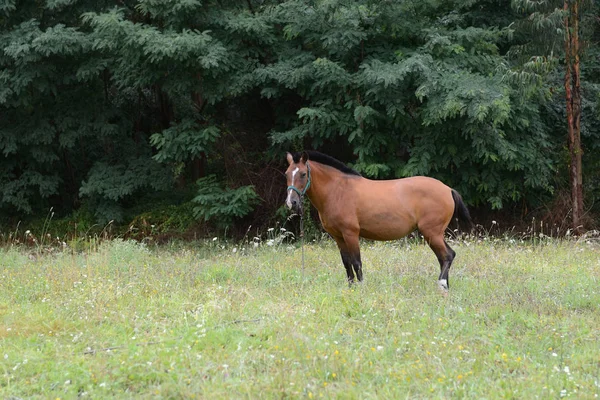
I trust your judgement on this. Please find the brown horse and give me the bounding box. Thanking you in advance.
[285,151,472,290]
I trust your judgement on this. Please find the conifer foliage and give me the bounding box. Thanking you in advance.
[263,0,555,209]
[0,0,598,229]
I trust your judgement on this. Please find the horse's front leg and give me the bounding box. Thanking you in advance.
[333,236,356,285]
[343,232,363,283]
[334,232,362,285]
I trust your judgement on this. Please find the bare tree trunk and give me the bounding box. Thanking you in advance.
[564,0,584,233]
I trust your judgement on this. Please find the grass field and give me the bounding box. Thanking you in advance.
[1,235,600,399]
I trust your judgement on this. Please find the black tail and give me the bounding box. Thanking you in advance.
[451,189,472,231]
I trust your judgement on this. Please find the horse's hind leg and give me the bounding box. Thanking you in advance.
[425,235,455,291]
[438,240,456,290]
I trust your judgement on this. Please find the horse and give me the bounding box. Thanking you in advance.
[284,151,472,291]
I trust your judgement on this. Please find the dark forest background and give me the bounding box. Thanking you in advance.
[1,0,599,239]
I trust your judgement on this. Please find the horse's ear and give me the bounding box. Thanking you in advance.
[300,151,309,164]
[286,152,293,165]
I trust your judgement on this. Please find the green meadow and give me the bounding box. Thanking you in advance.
[1,237,600,399]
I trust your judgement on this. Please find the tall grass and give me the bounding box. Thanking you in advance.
[1,236,599,398]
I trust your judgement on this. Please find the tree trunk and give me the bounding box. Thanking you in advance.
[564,0,584,233]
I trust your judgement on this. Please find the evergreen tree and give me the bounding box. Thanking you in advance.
[1,0,598,231]
[262,0,556,208]
[512,0,600,229]
[0,1,174,222]
[0,0,272,223]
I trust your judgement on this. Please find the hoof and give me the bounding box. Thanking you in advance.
[437,279,449,292]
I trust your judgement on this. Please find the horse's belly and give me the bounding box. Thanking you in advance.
[358,214,416,241]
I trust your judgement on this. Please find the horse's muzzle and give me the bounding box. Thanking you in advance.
[286,198,302,214]
[291,200,302,215]
[286,190,302,214]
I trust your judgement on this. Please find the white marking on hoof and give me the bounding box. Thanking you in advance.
[438,279,448,291]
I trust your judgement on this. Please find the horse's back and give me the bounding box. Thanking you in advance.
[359,176,452,203]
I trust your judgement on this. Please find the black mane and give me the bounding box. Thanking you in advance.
[293,151,361,176]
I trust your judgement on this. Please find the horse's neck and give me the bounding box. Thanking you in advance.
[306,163,343,212]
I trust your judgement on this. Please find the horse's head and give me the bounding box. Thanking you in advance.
[285,151,311,214]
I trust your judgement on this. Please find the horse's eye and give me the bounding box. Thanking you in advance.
[301,173,307,178]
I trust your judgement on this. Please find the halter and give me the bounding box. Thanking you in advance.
[287,162,311,197]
